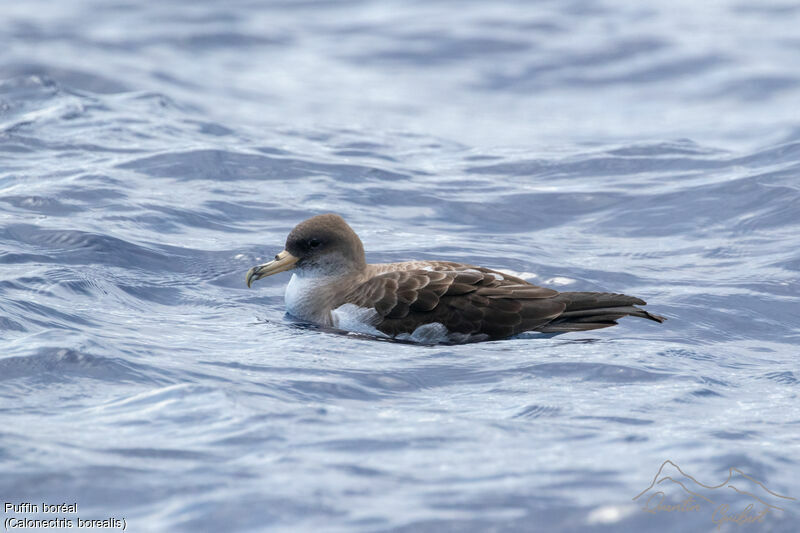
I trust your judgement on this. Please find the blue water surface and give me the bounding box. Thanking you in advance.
[1,1,799,531]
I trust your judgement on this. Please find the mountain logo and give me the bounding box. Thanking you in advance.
[633,460,795,528]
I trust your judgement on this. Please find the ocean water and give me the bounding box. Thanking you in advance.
[1,1,799,532]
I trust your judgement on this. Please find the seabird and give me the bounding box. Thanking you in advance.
[246,214,665,343]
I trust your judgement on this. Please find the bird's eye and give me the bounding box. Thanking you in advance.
[308,238,321,248]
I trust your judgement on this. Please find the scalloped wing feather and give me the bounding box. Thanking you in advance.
[344,268,566,339]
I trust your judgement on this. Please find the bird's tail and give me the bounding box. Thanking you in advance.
[537,292,665,332]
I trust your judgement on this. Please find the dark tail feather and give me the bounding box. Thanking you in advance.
[537,292,665,332]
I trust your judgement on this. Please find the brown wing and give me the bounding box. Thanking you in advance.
[343,269,566,340]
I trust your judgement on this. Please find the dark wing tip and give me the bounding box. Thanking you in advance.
[643,310,666,323]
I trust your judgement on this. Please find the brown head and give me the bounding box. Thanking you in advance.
[246,214,367,287]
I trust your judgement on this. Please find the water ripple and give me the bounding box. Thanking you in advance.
[1,1,799,531]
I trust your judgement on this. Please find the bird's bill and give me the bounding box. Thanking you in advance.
[246,250,298,287]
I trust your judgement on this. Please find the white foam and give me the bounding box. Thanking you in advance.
[395,322,450,343]
[496,268,538,280]
[330,305,485,344]
[330,303,387,337]
[543,276,575,286]
[396,322,487,344]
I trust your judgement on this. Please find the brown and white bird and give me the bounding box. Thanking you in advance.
[246,214,665,343]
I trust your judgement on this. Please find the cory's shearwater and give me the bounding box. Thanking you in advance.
[246,214,665,343]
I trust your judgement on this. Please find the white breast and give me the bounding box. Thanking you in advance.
[284,273,325,322]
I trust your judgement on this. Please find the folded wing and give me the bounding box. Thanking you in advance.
[343,268,566,339]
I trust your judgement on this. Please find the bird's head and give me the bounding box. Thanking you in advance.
[246,213,366,287]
